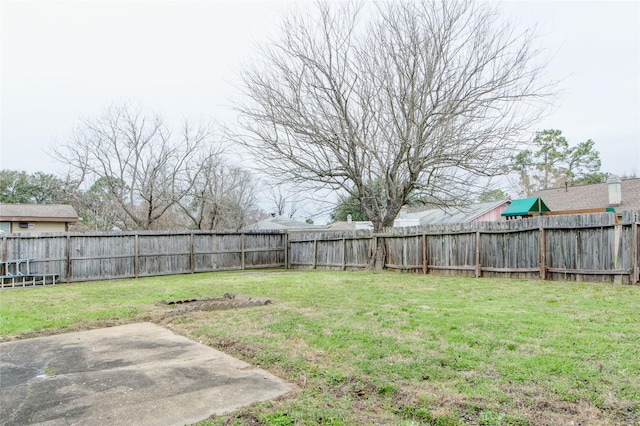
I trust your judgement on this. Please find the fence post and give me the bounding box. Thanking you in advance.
[212,233,217,270]
[415,236,420,273]
[190,233,195,274]
[342,237,346,271]
[241,233,246,270]
[631,216,640,284]
[632,220,638,284]
[422,234,428,274]
[66,234,71,283]
[614,224,623,284]
[371,233,377,268]
[1,234,6,264]
[475,231,481,278]
[539,226,546,280]
[134,234,139,278]
[284,232,289,269]
[313,237,318,269]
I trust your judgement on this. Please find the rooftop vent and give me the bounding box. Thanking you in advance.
[606,175,622,207]
[398,205,408,219]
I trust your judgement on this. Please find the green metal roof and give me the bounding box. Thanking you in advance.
[501,197,550,217]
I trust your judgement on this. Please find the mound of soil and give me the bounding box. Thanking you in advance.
[159,293,272,311]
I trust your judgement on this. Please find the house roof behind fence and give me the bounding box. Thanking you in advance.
[408,200,511,224]
[247,215,325,231]
[0,204,80,222]
[533,178,640,212]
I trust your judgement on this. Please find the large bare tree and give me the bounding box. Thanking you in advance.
[236,0,554,266]
[53,103,220,230]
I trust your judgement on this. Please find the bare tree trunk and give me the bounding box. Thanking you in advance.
[367,219,390,270]
[370,240,387,270]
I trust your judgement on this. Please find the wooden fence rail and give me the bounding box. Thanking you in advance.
[1,211,638,285]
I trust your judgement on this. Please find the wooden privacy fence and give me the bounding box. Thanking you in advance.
[1,211,638,284]
[288,210,640,284]
[0,231,287,283]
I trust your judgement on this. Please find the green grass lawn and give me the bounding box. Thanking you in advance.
[1,270,639,425]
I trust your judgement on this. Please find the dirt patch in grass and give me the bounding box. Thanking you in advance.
[159,293,272,310]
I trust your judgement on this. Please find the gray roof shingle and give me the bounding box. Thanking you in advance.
[0,204,79,222]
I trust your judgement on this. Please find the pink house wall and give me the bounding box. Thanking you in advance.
[471,204,509,223]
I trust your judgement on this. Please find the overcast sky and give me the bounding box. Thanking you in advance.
[1,0,639,194]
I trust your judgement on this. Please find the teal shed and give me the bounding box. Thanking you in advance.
[501,197,550,218]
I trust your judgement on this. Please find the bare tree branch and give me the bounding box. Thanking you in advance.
[51,102,222,230]
[177,149,263,231]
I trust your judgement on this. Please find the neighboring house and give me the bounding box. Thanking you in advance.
[246,215,326,231]
[533,176,640,213]
[325,218,374,231]
[394,200,512,227]
[326,200,511,230]
[0,204,80,235]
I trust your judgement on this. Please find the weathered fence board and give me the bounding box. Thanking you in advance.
[69,234,136,280]
[288,230,372,270]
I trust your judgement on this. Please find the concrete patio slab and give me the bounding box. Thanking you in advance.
[0,322,291,426]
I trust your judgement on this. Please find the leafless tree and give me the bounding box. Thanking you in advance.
[177,151,263,231]
[267,185,300,218]
[52,103,220,230]
[235,0,554,266]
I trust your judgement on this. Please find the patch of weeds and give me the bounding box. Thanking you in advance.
[311,369,348,387]
[478,410,533,426]
[505,417,533,426]
[171,312,197,324]
[206,408,263,426]
[376,383,397,396]
[261,411,294,426]
[290,401,351,426]
[479,410,505,426]
[395,405,464,425]
[396,405,434,422]
[279,356,310,374]
[44,367,58,377]
[255,351,284,366]
[307,416,346,426]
